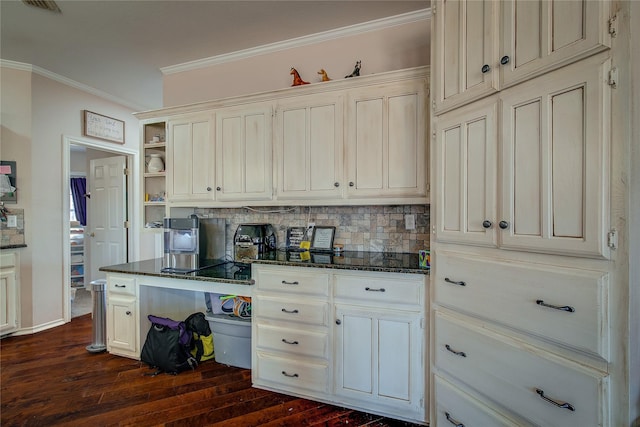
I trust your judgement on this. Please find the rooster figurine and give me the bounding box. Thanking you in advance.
[345,60,361,78]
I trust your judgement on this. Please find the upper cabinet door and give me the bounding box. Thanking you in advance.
[432,0,499,115]
[434,96,498,247]
[500,53,611,258]
[346,80,428,201]
[501,0,611,89]
[275,94,344,201]
[215,104,273,201]
[166,115,214,202]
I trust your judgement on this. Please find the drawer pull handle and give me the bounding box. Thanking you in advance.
[444,278,466,287]
[445,412,465,427]
[445,344,467,358]
[365,287,386,292]
[281,371,299,378]
[281,308,299,314]
[282,339,299,345]
[536,300,575,313]
[115,284,126,288]
[535,388,575,411]
[282,280,299,285]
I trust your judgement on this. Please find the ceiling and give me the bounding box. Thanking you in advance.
[1,0,429,110]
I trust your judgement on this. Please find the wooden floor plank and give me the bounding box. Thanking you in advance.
[0,314,425,427]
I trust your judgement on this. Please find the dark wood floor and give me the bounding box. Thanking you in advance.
[1,314,424,426]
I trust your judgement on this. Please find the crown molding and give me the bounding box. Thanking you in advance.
[161,8,431,75]
[0,59,148,111]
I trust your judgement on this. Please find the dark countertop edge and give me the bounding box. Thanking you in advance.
[245,259,430,275]
[99,266,254,286]
[0,244,27,250]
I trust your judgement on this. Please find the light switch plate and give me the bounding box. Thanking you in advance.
[7,215,17,228]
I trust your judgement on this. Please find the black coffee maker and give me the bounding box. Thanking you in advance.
[233,223,276,261]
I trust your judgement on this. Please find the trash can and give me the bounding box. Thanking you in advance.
[86,279,107,353]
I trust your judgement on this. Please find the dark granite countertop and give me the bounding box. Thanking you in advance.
[99,258,254,285]
[0,244,28,250]
[245,250,429,275]
[99,251,429,285]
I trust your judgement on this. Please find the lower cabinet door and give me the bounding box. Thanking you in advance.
[107,296,137,356]
[334,305,424,421]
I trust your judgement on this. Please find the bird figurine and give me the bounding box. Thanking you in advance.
[345,60,362,78]
[290,67,310,86]
[317,69,331,82]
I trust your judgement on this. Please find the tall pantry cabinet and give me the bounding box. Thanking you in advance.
[430,0,634,426]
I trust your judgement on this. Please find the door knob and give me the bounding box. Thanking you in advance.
[206,186,212,191]
[335,319,341,325]
[482,220,492,229]
[481,64,491,74]
[499,220,509,229]
[334,182,340,187]
[216,186,221,191]
[349,182,355,187]
[500,55,510,65]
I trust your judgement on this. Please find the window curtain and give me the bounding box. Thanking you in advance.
[70,177,87,226]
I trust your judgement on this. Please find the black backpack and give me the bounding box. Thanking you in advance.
[140,315,197,375]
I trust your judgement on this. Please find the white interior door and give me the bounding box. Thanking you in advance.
[88,156,127,281]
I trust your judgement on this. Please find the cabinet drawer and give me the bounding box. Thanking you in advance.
[254,352,328,393]
[434,312,608,427]
[434,375,521,427]
[108,276,136,296]
[434,252,609,360]
[255,323,329,359]
[255,296,329,326]
[334,274,423,308]
[255,266,329,296]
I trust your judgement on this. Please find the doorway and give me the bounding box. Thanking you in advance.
[62,135,138,322]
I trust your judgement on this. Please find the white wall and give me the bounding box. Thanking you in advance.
[163,18,429,106]
[1,64,140,331]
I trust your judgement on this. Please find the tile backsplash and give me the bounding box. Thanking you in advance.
[192,205,430,255]
[0,208,25,247]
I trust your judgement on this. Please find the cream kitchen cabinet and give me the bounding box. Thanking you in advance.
[275,93,344,201]
[333,272,426,423]
[346,79,428,202]
[434,310,609,427]
[215,104,273,202]
[432,0,612,114]
[251,264,428,424]
[252,265,332,398]
[434,53,611,259]
[166,114,215,203]
[106,275,138,358]
[0,251,19,335]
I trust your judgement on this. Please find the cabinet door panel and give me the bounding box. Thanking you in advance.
[378,318,410,401]
[0,267,17,334]
[277,96,343,200]
[388,94,418,190]
[433,0,499,114]
[191,120,213,196]
[500,53,610,258]
[354,98,384,190]
[107,297,137,354]
[170,122,191,197]
[501,0,611,88]
[435,96,498,246]
[340,312,373,394]
[216,105,273,201]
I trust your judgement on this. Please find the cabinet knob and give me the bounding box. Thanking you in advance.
[482,220,492,229]
[334,182,340,187]
[216,186,221,191]
[481,64,491,74]
[335,319,341,325]
[90,232,95,237]
[499,220,509,229]
[500,55,510,65]
[349,182,355,187]
[206,186,212,192]
[126,311,131,316]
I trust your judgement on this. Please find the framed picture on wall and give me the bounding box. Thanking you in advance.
[83,110,125,144]
[0,161,17,203]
